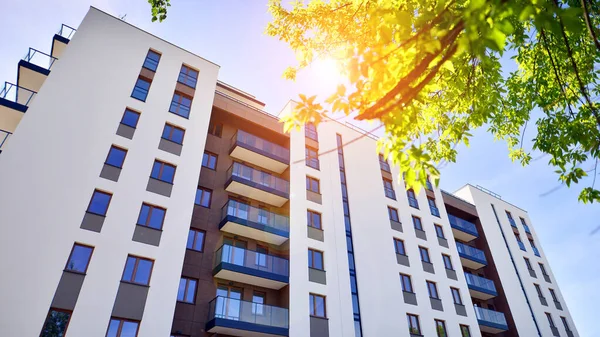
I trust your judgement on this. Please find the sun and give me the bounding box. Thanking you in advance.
[311,57,345,85]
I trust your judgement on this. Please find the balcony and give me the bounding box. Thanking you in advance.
[230,130,290,174]
[465,273,497,300]
[532,246,540,257]
[456,242,487,269]
[206,296,289,337]
[0,129,11,154]
[517,241,526,251]
[220,200,289,245]
[0,82,36,132]
[225,162,289,207]
[52,24,76,59]
[474,306,508,334]
[448,214,479,242]
[18,48,57,93]
[213,244,289,290]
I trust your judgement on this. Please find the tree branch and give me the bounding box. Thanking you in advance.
[580,0,600,51]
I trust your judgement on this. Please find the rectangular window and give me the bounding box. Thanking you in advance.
[394,238,406,255]
[407,189,419,208]
[460,325,471,337]
[65,243,94,274]
[186,229,205,252]
[379,154,391,172]
[178,64,199,88]
[434,224,445,238]
[383,178,396,199]
[400,273,413,293]
[40,308,72,337]
[412,216,423,230]
[208,121,223,137]
[162,123,185,144]
[308,249,324,270]
[122,255,153,286]
[539,263,548,276]
[524,257,533,270]
[435,319,447,337]
[307,210,322,229]
[202,151,217,170]
[195,187,212,207]
[137,203,166,230]
[546,312,556,327]
[106,317,140,337]
[177,277,197,303]
[419,246,430,263]
[309,293,326,318]
[169,92,193,118]
[549,289,559,302]
[142,49,161,71]
[105,145,127,168]
[306,176,320,193]
[306,146,319,169]
[407,314,421,335]
[451,287,463,304]
[442,254,453,270]
[87,189,112,216]
[151,160,176,183]
[428,197,440,216]
[534,284,545,300]
[560,317,570,332]
[388,206,399,222]
[131,76,151,101]
[121,108,141,128]
[305,123,318,141]
[427,281,439,299]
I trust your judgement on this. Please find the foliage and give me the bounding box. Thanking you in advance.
[148,0,170,22]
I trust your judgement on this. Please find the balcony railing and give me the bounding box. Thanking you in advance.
[517,240,526,251]
[465,273,497,294]
[408,196,419,208]
[474,306,507,329]
[0,129,12,153]
[532,246,540,257]
[228,162,289,195]
[1,82,36,107]
[57,24,76,40]
[214,244,289,278]
[448,214,478,236]
[22,48,57,71]
[430,205,440,217]
[208,296,289,329]
[232,130,290,163]
[523,224,531,234]
[379,161,391,172]
[222,199,290,234]
[384,187,396,199]
[508,217,517,228]
[456,242,487,264]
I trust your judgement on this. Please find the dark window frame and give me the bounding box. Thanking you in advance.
[412,216,423,230]
[177,64,199,88]
[107,317,140,337]
[177,276,198,304]
[120,108,141,129]
[136,203,167,230]
[105,145,128,169]
[309,293,327,318]
[388,206,400,222]
[151,160,176,184]
[435,319,448,337]
[394,238,406,255]
[434,224,445,238]
[305,146,320,170]
[427,280,439,299]
[187,229,206,252]
[195,187,212,208]
[460,324,471,337]
[442,254,453,270]
[142,49,161,71]
[86,189,113,216]
[202,151,218,170]
[162,123,185,145]
[546,312,556,328]
[400,273,413,293]
[407,313,421,335]
[208,122,223,137]
[131,76,151,102]
[64,243,94,274]
[419,246,430,263]
[451,287,463,305]
[305,123,318,141]
[169,91,193,118]
[306,176,320,194]
[40,308,72,337]
[308,248,324,271]
[307,210,322,230]
[121,255,154,286]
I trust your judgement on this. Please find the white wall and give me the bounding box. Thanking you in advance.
[0,8,219,336]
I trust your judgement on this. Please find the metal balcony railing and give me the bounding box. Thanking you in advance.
[231,129,290,163]
[208,296,289,329]
[474,306,507,328]
[0,129,12,153]
[23,48,57,71]
[57,24,76,40]
[448,214,478,236]
[456,242,487,264]
[465,273,497,294]
[227,162,289,195]
[214,244,289,277]
[1,82,37,107]
[222,199,290,234]
[517,240,526,251]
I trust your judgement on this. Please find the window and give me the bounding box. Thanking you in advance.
[560,317,571,332]
[162,124,185,144]
[412,216,423,230]
[407,189,419,208]
[308,249,324,270]
[435,320,447,337]
[87,190,112,216]
[407,314,421,335]
[305,123,318,141]
[306,176,320,193]
[434,224,445,238]
[106,317,140,337]
[202,151,217,170]
[428,197,440,217]
[208,121,223,137]
[151,160,176,183]
[187,229,205,252]
[460,325,471,337]
[105,145,127,168]
[121,108,141,128]
[442,254,453,270]
[400,273,413,292]
[65,244,94,273]
[426,176,433,190]
[524,257,533,270]
[546,312,556,328]
[142,49,161,71]
[451,287,463,305]
[177,277,197,303]
[388,206,400,222]
[122,255,153,286]
[383,178,396,199]
[306,146,319,169]
[195,187,211,207]
[307,210,322,229]
[169,92,193,118]
[379,154,391,172]
[137,203,166,230]
[131,76,151,101]
[534,284,545,298]
[394,238,406,255]
[539,263,548,276]
[178,64,199,88]
[419,246,430,263]
[427,281,439,299]
[309,294,326,318]
[252,292,266,315]
[40,308,71,337]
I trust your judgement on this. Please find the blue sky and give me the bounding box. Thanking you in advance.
[1,1,597,335]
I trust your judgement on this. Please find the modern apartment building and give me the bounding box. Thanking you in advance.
[0,7,579,337]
